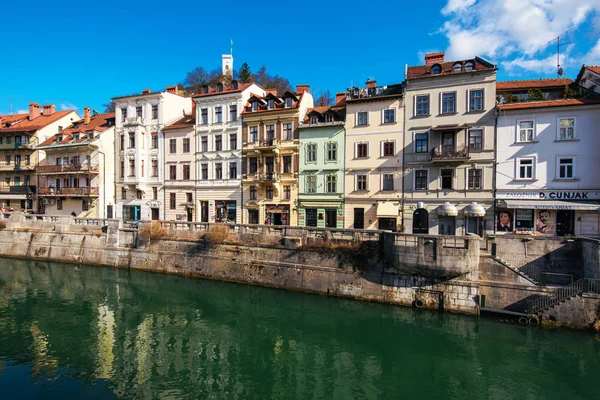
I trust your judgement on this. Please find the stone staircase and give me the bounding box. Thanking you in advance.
[528,278,600,314]
[492,255,540,285]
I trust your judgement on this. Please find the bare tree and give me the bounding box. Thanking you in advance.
[315,90,334,106]
[251,65,292,95]
[103,101,116,113]
[183,67,212,93]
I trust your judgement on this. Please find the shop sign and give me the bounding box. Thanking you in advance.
[497,191,600,200]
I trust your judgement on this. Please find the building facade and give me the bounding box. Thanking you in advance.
[496,98,600,236]
[113,86,191,221]
[0,103,78,211]
[241,85,313,225]
[297,100,346,228]
[403,52,497,236]
[35,108,115,217]
[343,80,404,231]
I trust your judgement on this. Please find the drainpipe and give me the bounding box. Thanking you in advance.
[162,128,166,221]
[401,72,407,230]
[493,103,499,235]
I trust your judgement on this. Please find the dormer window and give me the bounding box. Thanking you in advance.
[453,62,463,73]
[88,133,94,140]
[285,98,292,108]
[73,133,80,140]
[431,64,442,75]
[310,115,319,124]
[252,102,258,112]
[202,85,209,94]
[231,80,238,90]
[465,61,475,72]
[217,83,224,92]
[268,100,274,110]
[325,113,334,123]
[56,135,63,142]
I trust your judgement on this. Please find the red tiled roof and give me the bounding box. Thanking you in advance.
[38,112,115,147]
[407,58,496,80]
[0,110,75,133]
[192,82,255,98]
[585,66,600,74]
[242,92,305,115]
[496,78,573,90]
[498,98,600,111]
[303,105,345,124]
[163,115,195,131]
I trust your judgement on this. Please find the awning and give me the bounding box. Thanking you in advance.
[501,199,600,211]
[438,202,458,217]
[301,201,341,208]
[430,124,470,131]
[464,202,486,217]
[376,201,399,218]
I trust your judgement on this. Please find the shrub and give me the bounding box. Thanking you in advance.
[203,224,230,244]
[139,222,170,242]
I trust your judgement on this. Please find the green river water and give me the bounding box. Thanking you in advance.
[0,258,598,399]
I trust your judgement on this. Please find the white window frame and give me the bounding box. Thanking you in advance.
[268,99,274,110]
[468,88,485,112]
[325,141,337,162]
[382,108,396,124]
[557,117,576,141]
[249,126,258,143]
[516,119,535,143]
[285,97,292,108]
[326,174,337,193]
[381,173,395,191]
[438,168,455,190]
[355,141,369,158]
[414,169,429,191]
[467,168,483,190]
[440,91,457,114]
[306,174,317,193]
[356,110,369,126]
[306,142,317,163]
[252,102,258,112]
[380,140,396,157]
[356,174,368,191]
[414,131,429,153]
[468,128,484,151]
[516,157,536,180]
[557,156,576,179]
[214,106,223,123]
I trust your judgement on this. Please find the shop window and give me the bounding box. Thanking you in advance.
[515,209,534,231]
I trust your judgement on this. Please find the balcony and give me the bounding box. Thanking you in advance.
[0,164,34,172]
[430,147,470,163]
[0,185,36,194]
[122,117,144,126]
[243,172,279,183]
[38,187,99,197]
[255,138,278,150]
[36,164,99,174]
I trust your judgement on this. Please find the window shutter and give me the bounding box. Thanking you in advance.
[354,142,358,158]
[413,95,416,116]
[380,140,384,157]
[276,121,282,140]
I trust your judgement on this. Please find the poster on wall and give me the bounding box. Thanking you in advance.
[535,209,556,234]
[496,209,513,232]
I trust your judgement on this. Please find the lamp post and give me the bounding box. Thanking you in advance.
[88,144,106,218]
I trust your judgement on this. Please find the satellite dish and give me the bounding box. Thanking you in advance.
[558,67,564,76]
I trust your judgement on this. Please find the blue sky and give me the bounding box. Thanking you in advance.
[1,0,599,116]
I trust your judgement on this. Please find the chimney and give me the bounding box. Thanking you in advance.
[296,84,310,94]
[166,85,178,95]
[366,79,377,89]
[335,92,346,105]
[84,106,91,124]
[29,102,41,120]
[142,89,152,94]
[425,52,445,65]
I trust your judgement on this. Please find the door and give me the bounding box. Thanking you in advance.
[325,209,337,228]
[200,201,208,222]
[413,209,429,234]
[186,208,193,222]
[442,132,454,156]
[466,217,481,235]
[151,208,160,221]
[556,210,575,236]
[272,213,282,225]
[107,205,113,219]
[305,208,317,227]
[439,216,456,235]
[354,208,364,229]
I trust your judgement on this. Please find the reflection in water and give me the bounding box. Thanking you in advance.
[0,258,598,399]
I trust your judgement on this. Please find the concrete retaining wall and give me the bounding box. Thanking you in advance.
[580,238,600,280]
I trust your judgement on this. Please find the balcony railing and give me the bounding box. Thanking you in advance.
[256,138,278,148]
[38,187,99,196]
[0,185,36,194]
[0,164,33,171]
[36,164,99,174]
[122,117,143,126]
[243,172,279,182]
[430,147,470,162]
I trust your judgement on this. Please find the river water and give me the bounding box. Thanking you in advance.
[0,258,598,399]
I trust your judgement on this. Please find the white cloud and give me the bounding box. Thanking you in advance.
[17,109,28,114]
[59,102,78,111]
[442,0,477,15]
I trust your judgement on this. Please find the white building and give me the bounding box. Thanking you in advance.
[496,97,600,236]
[113,86,191,221]
[193,55,265,223]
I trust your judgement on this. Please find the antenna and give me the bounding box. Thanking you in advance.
[548,28,575,77]
[230,39,233,56]
[8,98,12,114]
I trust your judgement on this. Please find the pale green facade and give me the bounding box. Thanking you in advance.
[298,122,345,228]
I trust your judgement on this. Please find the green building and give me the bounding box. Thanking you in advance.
[297,102,345,228]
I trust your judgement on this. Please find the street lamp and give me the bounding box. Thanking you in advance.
[88,144,106,218]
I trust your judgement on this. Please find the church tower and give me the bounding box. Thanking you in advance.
[222,54,233,77]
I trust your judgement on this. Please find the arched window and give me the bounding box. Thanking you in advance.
[231,80,238,90]
[217,83,224,92]
[431,64,442,75]
[453,62,463,73]
[465,61,475,72]
[202,85,209,94]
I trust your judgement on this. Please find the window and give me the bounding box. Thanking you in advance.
[383,141,395,157]
[326,142,337,161]
[215,107,223,123]
[152,105,158,119]
[151,160,158,177]
[249,186,257,200]
[357,111,368,126]
[285,98,292,108]
[215,163,222,179]
[151,133,158,149]
[442,93,456,114]
[325,113,334,123]
[252,102,258,112]
[217,83,223,92]
[183,164,190,180]
[383,174,394,190]
[169,139,176,153]
[137,190,143,200]
[201,108,208,124]
[118,134,124,150]
[250,126,258,142]
[170,193,176,209]
[468,169,482,189]
[415,170,428,190]
[121,187,127,200]
[310,114,319,124]
[306,143,317,162]
[283,185,291,200]
[186,193,192,203]
[283,123,293,140]
[558,118,575,140]
[306,175,317,193]
[558,157,574,179]
[4,155,10,165]
[431,64,441,74]
[215,135,222,151]
[327,175,337,193]
[469,90,484,111]
[129,133,135,148]
[283,156,292,173]
[201,164,208,179]
[356,143,368,158]
[229,162,237,179]
[416,95,429,116]
[57,199,63,210]
[465,61,475,72]
[383,109,396,123]
[518,158,534,179]
[129,160,135,176]
[229,105,237,122]
[201,137,208,152]
[136,106,142,118]
[141,160,144,177]
[6,136,11,144]
[415,133,428,153]
[169,165,176,180]
[518,121,534,142]
[120,161,124,177]
[229,134,237,150]
[249,158,257,174]
[469,129,482,151]
[266,125,275,142]
[182,138,190,153]
[82,200,89,212]
[356,175,367,191]
[152,187,157,200]
[121,108,127,121]
[441,169,453,189]
[266,186,273,199]
[453,62,463,73]
[268,99,274,110]
[25,155,30,165]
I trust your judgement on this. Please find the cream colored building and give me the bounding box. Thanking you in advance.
[403,52,497,236]
[343,80,404,231]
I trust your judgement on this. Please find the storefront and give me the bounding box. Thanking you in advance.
[464,202,486,235]
[299,201,344,229]
[437,202,458,235]
[123,205,140,222]
[265,204,290,226]
[376,201,400,232]
[215,200,236,223]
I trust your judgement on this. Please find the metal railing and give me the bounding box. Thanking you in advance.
[430,146,470,161]
[37,164,99,174]
[38,187,99,196]
[529,279,586,314]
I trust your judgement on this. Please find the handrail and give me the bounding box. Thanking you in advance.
[528,279,595,314]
